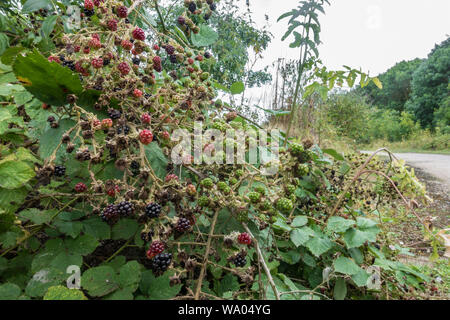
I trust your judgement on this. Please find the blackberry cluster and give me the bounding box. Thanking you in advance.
[130,161,140,176]
[233,254,246,267]
[175,218,191,232]
[145,203,162,218]
[54,165,66,177]
[152,253,172,273]
[84,8,95,17]
[116,201,134,216]
[116,125,130,135]
[100,204,119,224]
[108,108,122,120]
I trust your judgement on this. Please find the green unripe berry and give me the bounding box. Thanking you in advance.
[254,185,266,195]
[198,195,210,207]
[229,177,238,185]
[289,143,304,156]
[297,164,310,177]
[201,178,214,188]
[237,211,249,222]
[276,197,293,214]
[259,200,271,211]
[235,169,244,178]
[248,192,261,204]
[285,184,296,195]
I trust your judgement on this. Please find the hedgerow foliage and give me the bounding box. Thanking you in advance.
[0,0,434,300]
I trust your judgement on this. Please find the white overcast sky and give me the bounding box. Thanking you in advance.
[248,0,450,76]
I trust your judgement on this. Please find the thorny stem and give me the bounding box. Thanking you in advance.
[242,223,280,300]
[194,208,220,300]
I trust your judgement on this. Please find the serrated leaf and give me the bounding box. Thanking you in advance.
[0,160,35,189]
[344,228,378,249]
[25,268,65,297]
[81,266,119,297]
[43,285,87,300]
[112,219,139,240]
[290,228,310,247]
[0,283,21,300]
[41,15,58,39]
[118,261,142,293]
[191,25,218,47]
[19,208,55,225]
[333,257,361,275]
[82,217,111,240]
[13,50,83,106]
[140,270,182,300]
[22,0,52,13]
[38,118,76,160]
[351,269,370,287]
[230,81,245,95]
[0,33,10,56]
[326,217,355,233]
[144,142,168,180]
[333,278,347,300]
[291,216,308,227]
[305,236,333,257]
[322,148,345,161]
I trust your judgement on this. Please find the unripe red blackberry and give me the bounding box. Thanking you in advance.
[88,37,101,49]
[91,57,103,69]
[141,113,151,124]
[116,5,128,18]
[133,89,143,98]
[74,182,87,193]
[118,62,130,75]
[177,16,186,25]
[107,19,118,31]
[160,131,170,140]
[176,217,191,232]
[84,0,94,10]
[153,44,160,51]
[146,241,165,259]
[165,174,179,183]
[238,233,252,245]
[139,130,153,145]
[121,39,133,50]
[132,27,145,41]
[164,45,175,55]
[186,184,197,196]
[101,118,113,129]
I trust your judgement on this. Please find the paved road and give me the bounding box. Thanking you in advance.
[362,152,450,185]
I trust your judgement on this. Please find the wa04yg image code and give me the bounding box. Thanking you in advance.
[178,304,271,318]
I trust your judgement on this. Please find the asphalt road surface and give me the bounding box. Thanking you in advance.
[362,152,450,187]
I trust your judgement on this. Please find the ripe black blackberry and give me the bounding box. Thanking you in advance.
[188,2,197,13]
[169,54,178,64]
[84,8,95,17]
[108,108,122,120]
[103,58,110,66]
[93,84,103,91]
[209,3,217,11]
[141,230,154,242]
[62,60,75,71]
[116,125,130,135]
[132,57,140,65]
[204,52,211,59]
[152,253,172,273]
[100,204,119,224]
[54,165,66,177]
[145,203,162,218]
[233,254,246,267]
[175,217,191,232]
[116,201,134,217]
[130,160,140,176]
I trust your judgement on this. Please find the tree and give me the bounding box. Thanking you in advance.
[357,59,423,112]
[406,37,450,128]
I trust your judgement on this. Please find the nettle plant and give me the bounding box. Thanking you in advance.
[0,0,433,300]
